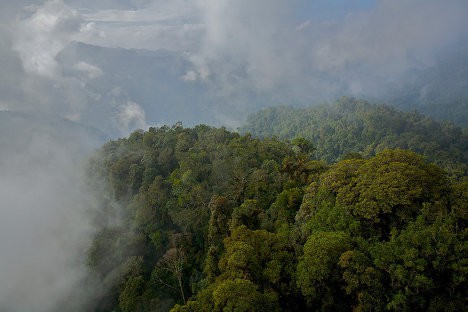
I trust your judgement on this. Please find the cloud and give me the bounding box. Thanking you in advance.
[308,0,468,74]
[0,102,9,111]
[13,0,84,77]
[0,1,467,310]
[1,0,467,128]
[296,20,311,31]
[0,113,101,312]
[2,0,153,136]
[0,3,106,311]
[117,100,149,132]
[73,61,103,79]
[109,87,149,134]
[71,0,202,51]
[117,100,149,134]
[196,0,299,87]
[186,0,468,105]
[182,70,198,81]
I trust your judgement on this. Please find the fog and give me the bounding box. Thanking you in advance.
[0,0,467,310]
[2,0,467,131]
[0,113,104,311]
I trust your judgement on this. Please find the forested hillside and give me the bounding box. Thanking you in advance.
[241,97,467,179]
[86,124,467,311]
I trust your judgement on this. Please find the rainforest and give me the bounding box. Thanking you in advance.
[85,99,467,311]
[1,2,467,311]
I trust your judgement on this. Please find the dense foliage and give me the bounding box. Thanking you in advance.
[240,97,467,179]
[86,123,467,311]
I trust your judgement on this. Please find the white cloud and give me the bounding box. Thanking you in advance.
[192,0,303,96]
[108,87,148,134]
[13,0,84,77]
[0,115,100,312]
[307,0,468,75]
[3,0,468,128]
[189,0,468,103]
[73,61,103,79]
[117,100,149,133]
[182,70,197,81]
[69,0,202,51]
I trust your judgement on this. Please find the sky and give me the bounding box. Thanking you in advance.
[0,1,467,311]
[297,0,376,21]
[1,0,467,132]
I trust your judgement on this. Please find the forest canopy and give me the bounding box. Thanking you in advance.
[86,120,467,311]
[240,97,467,179]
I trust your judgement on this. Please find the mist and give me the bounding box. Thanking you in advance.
[0,112,105,311]
[0,0,467,311]
[1,0,467,132]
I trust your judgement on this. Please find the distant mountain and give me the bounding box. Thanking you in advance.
[56,42,213,131]
[240,97,467,179]
[53,40,468,135]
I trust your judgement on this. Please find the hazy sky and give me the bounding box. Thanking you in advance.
[0,1,467,310]
[1,0,467,131]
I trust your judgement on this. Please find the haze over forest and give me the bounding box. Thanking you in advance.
[0,1,467,311]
